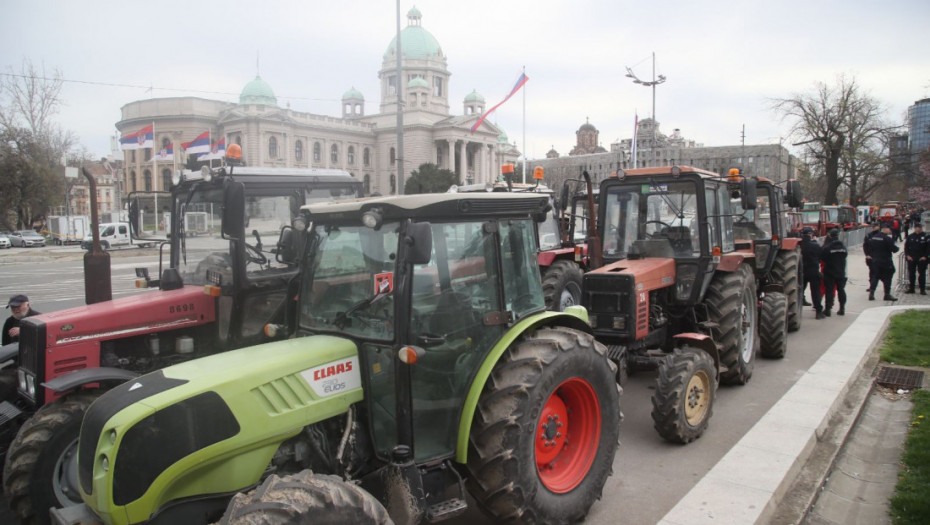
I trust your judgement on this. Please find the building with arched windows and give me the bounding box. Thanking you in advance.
[115,7,519,196]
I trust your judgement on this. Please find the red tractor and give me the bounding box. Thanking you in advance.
[1,165,362,524]
[582,165,761,443]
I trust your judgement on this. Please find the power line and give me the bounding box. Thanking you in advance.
[0,72,341,103]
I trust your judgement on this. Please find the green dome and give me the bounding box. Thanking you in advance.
[465,89,485,103]
[408,77,429,89]
[384,8,443,61]
[240,75,277,106]
[342,86,364,100]
[498,129,510,144]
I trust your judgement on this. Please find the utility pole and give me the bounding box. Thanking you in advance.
[395,0,405,195]
[740,124,746,173]
[625,53,666,152]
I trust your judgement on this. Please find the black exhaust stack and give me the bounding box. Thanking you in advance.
[82,167,112,304]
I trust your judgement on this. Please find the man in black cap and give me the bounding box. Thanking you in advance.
[863,222,882,293]
[800,227,825,319]
[904,222,929,294]
[820,228,848,316]
[865,226,899,301]
[3,294,40,346]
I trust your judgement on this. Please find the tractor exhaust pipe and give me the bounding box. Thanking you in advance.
[582,170,602,269]
[82,167,112,304]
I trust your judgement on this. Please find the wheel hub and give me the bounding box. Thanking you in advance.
[535,378,602,493]
[684,371,711,425]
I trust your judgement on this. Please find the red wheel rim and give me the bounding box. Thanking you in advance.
[535,377,601,493]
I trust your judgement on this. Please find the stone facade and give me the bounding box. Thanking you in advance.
[115,8,519,197]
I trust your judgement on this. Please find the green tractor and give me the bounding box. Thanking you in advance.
[53,192,620,525]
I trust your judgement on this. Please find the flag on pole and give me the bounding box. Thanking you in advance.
[152,143,174,162]
[119,125,154,150]
[631,112,639,166]
[182,131,211,154]
[470,72,529,134]
[197,138,227,161]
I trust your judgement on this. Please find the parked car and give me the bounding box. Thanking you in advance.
[9,230,46,247]
[0,233,10,249]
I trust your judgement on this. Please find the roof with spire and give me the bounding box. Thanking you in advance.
[240,75,277,106]
[383,7,444,61]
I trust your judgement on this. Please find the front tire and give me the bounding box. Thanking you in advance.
[759,292,788,359]
[220,471,392,525]
[704,264,757,386]
[467,326,620,524]
[541,260,584,311]
[772,248,803,332]
[651,347,717,444]
[3,391,103,525]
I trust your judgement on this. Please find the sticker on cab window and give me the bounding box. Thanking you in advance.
[374,272,393,295]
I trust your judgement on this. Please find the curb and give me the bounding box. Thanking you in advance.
[658,305,930,525]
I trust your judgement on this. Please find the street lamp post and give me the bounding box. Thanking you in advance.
[625,52,667,156]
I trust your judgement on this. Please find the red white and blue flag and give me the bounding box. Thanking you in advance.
[119,125,154,150]
[182,131,211,154]
[470,72,529,134]
[198,138,227,161]
[153,143,174,162]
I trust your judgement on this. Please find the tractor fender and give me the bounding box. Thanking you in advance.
[0,342,18,363]
[716,252,747,272]
[41,367,141,393]
[455,306,592,463]
[779,237,801,250]
[672,332,720,379]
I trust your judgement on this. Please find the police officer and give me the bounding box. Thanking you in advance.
[800,227,825,319]
[863,222,882,293]
[820,229,848,316]
[865,226,899,301]
[904,222,929,295]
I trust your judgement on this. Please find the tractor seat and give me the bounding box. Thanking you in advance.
[663,226,694,256]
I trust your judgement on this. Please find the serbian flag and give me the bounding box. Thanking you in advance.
[198,138,227,161]
[152,143,174,162]
[470,72,528,134]
[119,125,154,150]
[182,131,211,154]
[630,112,639,165]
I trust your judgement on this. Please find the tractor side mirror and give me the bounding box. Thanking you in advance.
[740,178,758,210]
[222,181,245,239]
[405,221,432,265]
[785,179,803,209]
[275,226,299,265]
[559,184,570,212]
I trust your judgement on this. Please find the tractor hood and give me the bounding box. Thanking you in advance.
[77,335,362,525]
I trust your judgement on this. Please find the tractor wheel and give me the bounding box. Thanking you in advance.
[771,248,803,333]
[541,260,584,311]
[3,391,103,525]
[704,264,757,386]
[467,326,620,523]
[759,292,788,359]
[219,471,392,525]
[651,346,717,444]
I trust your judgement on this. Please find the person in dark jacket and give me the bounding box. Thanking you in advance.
[904,222,928,294]
[800,227,825,319]
[863,222,882,293]
[820,229,848,316]
[865,226,899,301]
[2,294,40,402]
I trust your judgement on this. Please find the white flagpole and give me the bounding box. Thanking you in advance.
[522,66,526,184]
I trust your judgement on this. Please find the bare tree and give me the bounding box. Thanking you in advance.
[772,75,886,205]
[0,59,75,228]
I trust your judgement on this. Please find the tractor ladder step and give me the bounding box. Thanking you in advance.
[426,498,467,522]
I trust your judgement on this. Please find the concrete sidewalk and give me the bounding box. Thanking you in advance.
[660,245,930,525]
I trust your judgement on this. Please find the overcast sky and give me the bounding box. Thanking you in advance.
[2,0,929,162]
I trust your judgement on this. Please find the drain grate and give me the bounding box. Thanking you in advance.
[875,366,924,391]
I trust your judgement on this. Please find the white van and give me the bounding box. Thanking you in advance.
[82,222,131,250]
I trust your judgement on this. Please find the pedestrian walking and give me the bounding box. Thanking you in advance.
[863,222,882,293]
[800,227,825,319]
[820,229,848,316]
[904,222,929,295]
[865,226,899,301]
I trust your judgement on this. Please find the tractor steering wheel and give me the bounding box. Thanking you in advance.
[245,242,268,266]
[643,220,672,239]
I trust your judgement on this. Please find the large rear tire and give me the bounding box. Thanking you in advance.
[541,260,584,311]
[704,264,757,386]
[651,347,717,444]
[759,292,788,359]
[3,391,103,525]
[219,471,392,525]
[772,248,803,332]
[467,326,620,523]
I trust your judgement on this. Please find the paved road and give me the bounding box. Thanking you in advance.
[0,244,882,524]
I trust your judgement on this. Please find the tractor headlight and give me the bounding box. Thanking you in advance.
[25,373,36,397]
[100,454,110,472]
[676,264,699,301]
[17,370,27,392]
[612,316,627,330]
